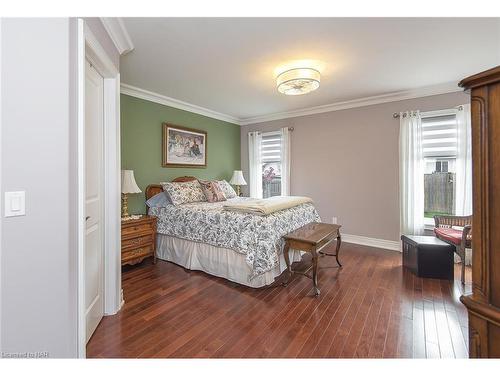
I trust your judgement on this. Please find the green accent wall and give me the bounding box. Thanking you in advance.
[121,94,241,214]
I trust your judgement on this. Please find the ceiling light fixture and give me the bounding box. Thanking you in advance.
[276,67,321,96]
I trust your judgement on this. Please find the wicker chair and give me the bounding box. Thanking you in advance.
[433,215,472,285]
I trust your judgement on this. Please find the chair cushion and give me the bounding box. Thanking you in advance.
[434,227,464,246]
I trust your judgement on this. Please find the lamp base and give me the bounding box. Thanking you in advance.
[121,193,130,218]
[235,185,241,197]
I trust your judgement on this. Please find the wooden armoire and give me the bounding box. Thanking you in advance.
[459,65,500,358]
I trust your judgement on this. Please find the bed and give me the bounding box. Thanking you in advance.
[146,176,321,288]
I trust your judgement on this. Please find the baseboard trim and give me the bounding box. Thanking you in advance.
[120,289,125,310]
[342,234,401,252]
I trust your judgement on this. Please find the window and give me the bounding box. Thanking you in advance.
[422,111,458,223]
[435,160,448,173]
[248,127,291,199]
[261,131,282,198]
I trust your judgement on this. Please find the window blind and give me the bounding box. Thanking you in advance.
[422,114,457,158]
[261,132,282,163]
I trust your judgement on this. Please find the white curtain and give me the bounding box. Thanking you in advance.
[280,127,291,196]
[399,111,425,235]
[455,104,473,216]
[248,131,263,198]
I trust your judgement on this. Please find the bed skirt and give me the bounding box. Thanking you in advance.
[156,233,303,288]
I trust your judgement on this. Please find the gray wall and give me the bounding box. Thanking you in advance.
[241,91,470,242]
[0,18,118,358]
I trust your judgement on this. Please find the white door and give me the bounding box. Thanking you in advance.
[85,60,104,343]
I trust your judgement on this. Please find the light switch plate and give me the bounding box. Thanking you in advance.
[5,191,25,217]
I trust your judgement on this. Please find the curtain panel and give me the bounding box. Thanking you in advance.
[399,111,425,235]
[455,103,473,216]
[280,127,291,196]
[248,131,263,198]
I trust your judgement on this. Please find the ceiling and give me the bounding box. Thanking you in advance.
[120,18,500,123]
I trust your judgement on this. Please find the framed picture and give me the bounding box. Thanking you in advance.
[162,123,207,168]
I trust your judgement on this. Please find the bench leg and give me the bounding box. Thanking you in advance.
[282,242,292,286]
[318,230,342,268]
[335,230,342,268]
[458,244,466,285]
[312,249,320,296]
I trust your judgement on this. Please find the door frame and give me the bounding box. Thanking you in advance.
[77,19,122,358]
[0,18,3,354]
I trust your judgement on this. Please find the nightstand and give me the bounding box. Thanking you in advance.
[121,215,157,266]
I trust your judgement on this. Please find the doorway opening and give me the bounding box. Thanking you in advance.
[77,19,122,358]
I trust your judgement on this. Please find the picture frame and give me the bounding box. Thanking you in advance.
[162,123,207,168]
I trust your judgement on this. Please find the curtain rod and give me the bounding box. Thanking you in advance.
[393,105,464,119]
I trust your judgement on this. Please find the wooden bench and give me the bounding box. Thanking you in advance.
[282,222,342,296]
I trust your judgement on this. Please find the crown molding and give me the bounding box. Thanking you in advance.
[121,83,241,125]
[120,81,463,126]
[239,81,463,125]
[100,18,134,55]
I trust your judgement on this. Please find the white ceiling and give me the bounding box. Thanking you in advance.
[120,18,500,122]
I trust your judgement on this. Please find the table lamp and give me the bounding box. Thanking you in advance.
[229,170,247,197]
[121,170,142,218]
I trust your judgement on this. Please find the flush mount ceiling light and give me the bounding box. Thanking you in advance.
[276,67,321,96]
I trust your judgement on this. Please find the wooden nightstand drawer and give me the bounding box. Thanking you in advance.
[121,215,157,266]
[122,244,154,264]
[122,221,155,238]
[122,233,154,250]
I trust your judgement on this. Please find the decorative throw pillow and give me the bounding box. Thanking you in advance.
[145,191,171,208]
[217,180,238,199]
[199,180,227,203]
[161,180,206,205]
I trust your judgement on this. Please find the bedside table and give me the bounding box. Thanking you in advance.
[121,215,157,266]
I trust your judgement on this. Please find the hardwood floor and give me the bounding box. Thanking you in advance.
[87,242,471,358]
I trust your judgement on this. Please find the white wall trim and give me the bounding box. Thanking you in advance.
[342,233,401,252]
[76,19,86,359]
[239,82,462,125]
[121,81,462,126]
[0,17,3,353]
[121,83,241,125]
[77,20,122,358]
[99,18,134,55]
[85,26,117,78]
[102,74,122,318]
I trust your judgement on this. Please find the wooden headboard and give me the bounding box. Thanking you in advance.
[145,176,198,201]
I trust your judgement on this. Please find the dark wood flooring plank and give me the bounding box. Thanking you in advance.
[354,252,396,358]
[86,244,471,359]
[412,306,426,358]
[309,249,377,357]
[280,252,366,358]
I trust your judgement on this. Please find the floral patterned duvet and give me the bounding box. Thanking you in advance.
[149,197,321,280]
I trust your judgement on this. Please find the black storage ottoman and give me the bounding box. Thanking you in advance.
[401,235,455,280]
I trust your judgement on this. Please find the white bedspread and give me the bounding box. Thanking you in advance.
[223,196,313,215]
[149,197,320,280]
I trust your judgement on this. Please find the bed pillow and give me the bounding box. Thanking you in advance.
[145,191,171,208]
[199,180,227,203]
[161,180,206,205]
[217,180,238,199]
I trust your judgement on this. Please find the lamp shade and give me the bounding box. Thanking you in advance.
[229,170,247,186]
[121,170,142,194]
